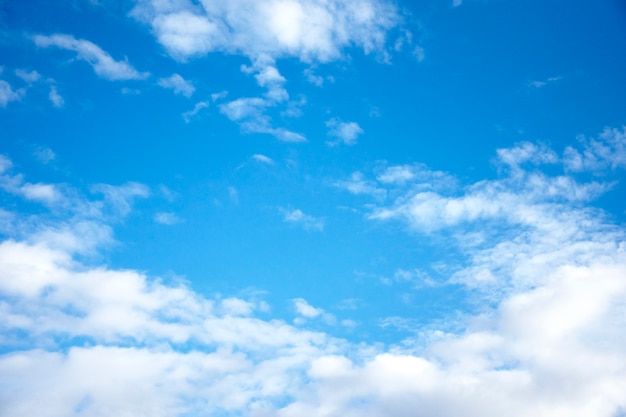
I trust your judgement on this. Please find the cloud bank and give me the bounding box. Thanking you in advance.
[1,128,626,416]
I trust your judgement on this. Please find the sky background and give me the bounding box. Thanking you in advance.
[1,0,626,416]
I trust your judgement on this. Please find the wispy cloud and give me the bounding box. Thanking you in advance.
[528,75,562,88]
[157,73,195,97]
[33,34,149,81]
[0,80,25,107]
[282,207,324,231]
[48,85,64,107]
[326,118,364,146]
[154,211,182,225]
[220,97,306,142]
[182,101,209,122]
[251,154,275,165]
[15,69,41,83]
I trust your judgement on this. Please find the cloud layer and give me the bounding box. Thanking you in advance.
[1,128,626,416]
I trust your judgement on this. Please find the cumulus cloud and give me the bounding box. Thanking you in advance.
[2,127,626,416]
[326,118,364,146]
[33,34,149,80]
[131,0,400,62]
[157,73,195,97]
[0,80,25,107]
[131,0,399,142]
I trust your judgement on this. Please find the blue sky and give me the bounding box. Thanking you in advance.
[1,0,626,416]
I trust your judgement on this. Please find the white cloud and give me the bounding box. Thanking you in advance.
[326,118,364,146]
[563,127,626,172]
[0,80,25,107]
[157,73,195,97]
[293,298,337,325]
[252,154,275,164]
[294,298,323,318]
[48,85,64,107]
[282,208,324,231]
[220,97,306,142]
[412,45,425,61]
[2,137,626,416]
[19,183,62,204]
[15,69,41,83]
[154,212,182,225]
[182,100,209,122]
[91,182,150,216]
[528,75,562,88]
[33,34,149,81]
[131,0,399,63]
[377,165,416,184]
[303,67,324,86]
[34,147,56,164]
[334,171,386,199]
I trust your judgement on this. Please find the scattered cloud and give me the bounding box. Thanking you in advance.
[154,211,182,225]
[413,45,425,61]
[48,85,64,107]
[0,80,25,107]
[294,298,324,318]
[303,68,324,86]
[326,118,364,146]
[528,75,562,88]
[157,73,195,97]
[33,146,56,164]
[182,101,209,122]
[293,298,336,325]
[220,97,306,142]
[563,127,626,172]
[251,154,275,165]
[15,69,41,83]
[334,171,386,199]
[2,132,626,416]
[282,208,324,231]
[33,34,149,81]
[131,0,400,63]
[91,182,150,217]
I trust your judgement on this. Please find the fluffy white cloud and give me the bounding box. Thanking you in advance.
[132,0,399,62]
[157,73,195,97]
[2,129,626,417]
[33,34,149,81]
[130,0,399,141]
[326,118,364,146]
[0,80,25,107]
